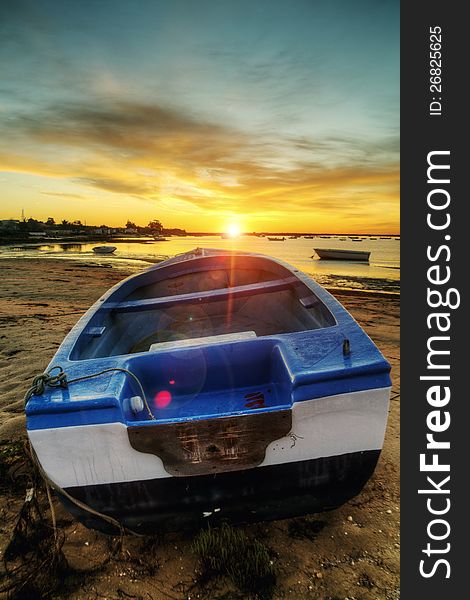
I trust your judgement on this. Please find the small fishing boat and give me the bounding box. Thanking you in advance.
[25,248,390,533]
[314,248,371,261]
[153,235,168,242]
[267,236,285,241]
[92,246,117,254]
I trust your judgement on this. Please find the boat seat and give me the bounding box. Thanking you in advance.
[149,331,257,352]
[104,276,299,314]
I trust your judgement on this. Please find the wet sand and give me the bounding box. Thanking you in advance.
[0,258,399,600]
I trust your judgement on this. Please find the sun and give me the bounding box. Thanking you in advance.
[227,223,241,238]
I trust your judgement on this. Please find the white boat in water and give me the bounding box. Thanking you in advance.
[92,246,117,254]
[314,248,371,261]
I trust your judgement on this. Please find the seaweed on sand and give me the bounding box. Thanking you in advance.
[191,523,276,599]
[0,485,68,600]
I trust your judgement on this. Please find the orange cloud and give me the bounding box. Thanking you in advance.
[0,101,399,232]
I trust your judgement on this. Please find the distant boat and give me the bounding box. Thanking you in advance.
[289,235,299,239]
[351,238,363,242]
[314,248,370,262]
[153,235,168,241]
[92,246,116,254]
[380,237,391,240]
[267,237,286,241]
[319,236,331,239]
[303,236,316,239]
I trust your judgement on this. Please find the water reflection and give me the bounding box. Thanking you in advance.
[37,243,84,252]
[1,235,400,293]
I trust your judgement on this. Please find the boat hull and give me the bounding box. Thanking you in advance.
[29,385,390,533]
[92,246,117,254]
[57,450,380,533]
[26,248,391,533]
[314,248,370,261]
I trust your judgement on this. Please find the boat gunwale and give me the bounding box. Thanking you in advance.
[36,250,379,369]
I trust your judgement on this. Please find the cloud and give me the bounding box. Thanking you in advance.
[40,191,85,199]
[0,99,399,225]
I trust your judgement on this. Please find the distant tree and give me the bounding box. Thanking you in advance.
[46,217,55,226]
[147,219,163,233]
[126,220,137,229]
[61,219,70,228]
[26,217,42,232]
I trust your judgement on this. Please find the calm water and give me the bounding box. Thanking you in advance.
[1,235,400,293]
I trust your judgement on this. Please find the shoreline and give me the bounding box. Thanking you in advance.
[0,255,400,296]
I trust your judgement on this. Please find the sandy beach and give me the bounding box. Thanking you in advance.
[0,258,399,600]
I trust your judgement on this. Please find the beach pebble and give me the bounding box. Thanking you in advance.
[386,509,392,514]
[347,515,353,522]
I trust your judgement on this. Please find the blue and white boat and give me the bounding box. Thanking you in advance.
[26,248,391,533]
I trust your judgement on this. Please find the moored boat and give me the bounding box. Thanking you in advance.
[92,246,117,254]
[25,248,390,533]
[267,236,285,241]
[314,248,371,261]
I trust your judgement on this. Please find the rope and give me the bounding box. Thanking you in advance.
[23,365,157,535]
[27,441,136,538]
[24,365,155,420]
[24,366,68,405]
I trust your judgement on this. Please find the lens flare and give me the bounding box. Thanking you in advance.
[155,390,172,408]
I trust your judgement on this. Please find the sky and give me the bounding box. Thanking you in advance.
[0,0,399,233]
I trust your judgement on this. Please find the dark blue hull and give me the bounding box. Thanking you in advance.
[58,450,380,534]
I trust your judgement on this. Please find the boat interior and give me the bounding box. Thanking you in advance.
[65,255,339,422]
[71,254,336,361]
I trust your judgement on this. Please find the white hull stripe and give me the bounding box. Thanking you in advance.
[28,387,390,489]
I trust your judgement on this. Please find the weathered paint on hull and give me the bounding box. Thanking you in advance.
[58,449,380,534]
